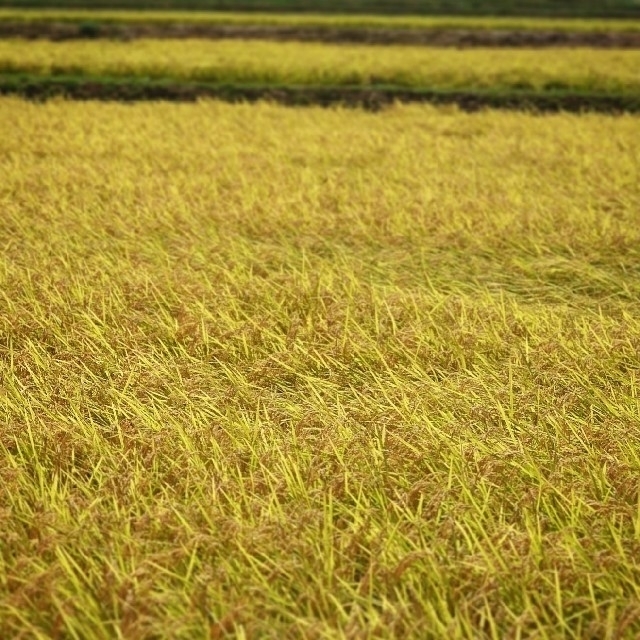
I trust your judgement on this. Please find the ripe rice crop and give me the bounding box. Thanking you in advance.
[0,38,639,94]
[1,98,640,638]
[1,9,639,32]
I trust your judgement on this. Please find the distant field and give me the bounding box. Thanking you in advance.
[1,97,640,638]
[1,39,639,96]
[0,0,638,18]
[1,9,640,32]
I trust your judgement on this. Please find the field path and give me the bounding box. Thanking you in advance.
[2,21,640,46]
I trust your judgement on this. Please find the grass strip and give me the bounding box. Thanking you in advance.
[0,9,639,32]
[0,0,639,18]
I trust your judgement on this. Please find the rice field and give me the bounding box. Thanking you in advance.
[1,38,639,94]
[1,97,640,638]
[1,9,639,32]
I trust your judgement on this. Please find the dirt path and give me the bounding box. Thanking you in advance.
[2,78,639,112]
[2,22,640,47]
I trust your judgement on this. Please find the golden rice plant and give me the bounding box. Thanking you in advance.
[0,39,638,93]
[1,98,639,638]
[1,9,640,32]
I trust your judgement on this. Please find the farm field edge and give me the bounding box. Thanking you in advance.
[2,73,640,113]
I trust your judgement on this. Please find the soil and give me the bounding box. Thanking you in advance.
[2,78,638,113]
[1,21,640,47]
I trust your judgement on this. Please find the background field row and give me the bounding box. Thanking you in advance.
[2,9,640,32]
[1,0,639,18]
[1,39,639,96]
